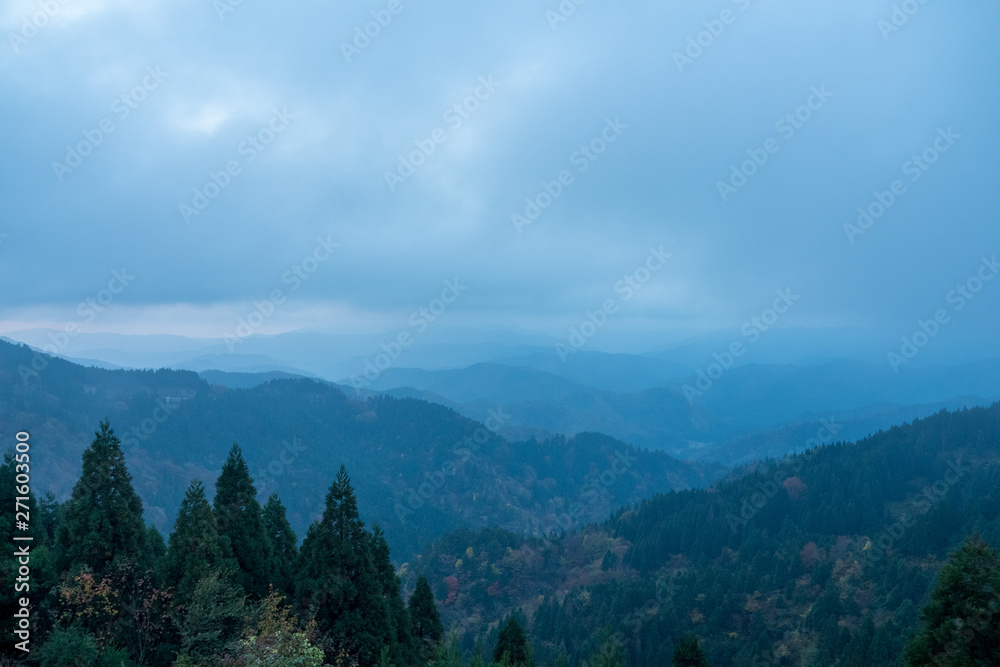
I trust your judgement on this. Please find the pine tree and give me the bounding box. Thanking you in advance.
[493,616,532,667]
[903,533,1000,665]
[430,630,462,667]
[295,465,389,665]
[146,524,166,564]
[56,421,146,576]
[175,569,246,663]
[161,481,231,606]
[264,493,298,599]
[214,443,273,599]
[373,524,417,665]
[672,633,708,667]
[841,616,875,667]
[587,631,625,667]
[409,574,443,654]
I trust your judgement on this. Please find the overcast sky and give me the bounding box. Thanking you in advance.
[1,0,997,352]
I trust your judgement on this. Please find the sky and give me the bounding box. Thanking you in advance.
[1,0,998,357]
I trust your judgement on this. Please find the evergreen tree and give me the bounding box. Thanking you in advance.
[587,631,625,667]
[493,616,532,667]
[409,574,444,652]
[842,616,875,667]
[264,493,298,599]
[175,570,245,664]
[56,421,146,576]
[214,443,273,598]
[672,633,708,667]
[430,630,462,667]
[294,465,389,665]
[161,481,231,606]
[373,524,417,665]
[146,524,167,566]
[904,533,1000,666]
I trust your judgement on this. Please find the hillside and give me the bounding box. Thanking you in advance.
[0,339,719,560]
[361,359,1000,463]
[407,402,1000,665]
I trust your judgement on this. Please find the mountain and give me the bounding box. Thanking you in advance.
[488,350,693,394]
[350,359,1000,463]
[407,402,1000,666]
[197,369,314,389]
[0,339,719,561]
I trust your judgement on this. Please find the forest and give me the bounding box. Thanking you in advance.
[4,403,1000,665]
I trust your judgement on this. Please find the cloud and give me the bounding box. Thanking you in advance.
[0,0,997,354]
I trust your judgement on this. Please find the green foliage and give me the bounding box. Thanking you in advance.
[56,421,147,576]
[903,533,1000,665]
[264,493,299,599]
[413,403,1000,667]
[671,633,708,667]
[36,625,99,666]
[294,465,394,665]
[214,443,274,599]
[174,570,245,663]
[232,589,325,667]
[97,644,137,667]
[1,447,52,644]
[409,574,444,656]
[160,481,232,606]
[16,397,1000,667]
[586,632,625,667]
[373,524,417,665]
[493,616,532,667]
[430,630,463,667]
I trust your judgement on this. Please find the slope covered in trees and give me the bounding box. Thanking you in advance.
[3,422,442,666]
[5,405,1000,666]
[407,403,1000,665]
[0,339,720,560]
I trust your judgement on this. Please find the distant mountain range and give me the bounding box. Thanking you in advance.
[355,358,1000,463]
[0,339,720,561]
[7,326,996,468]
